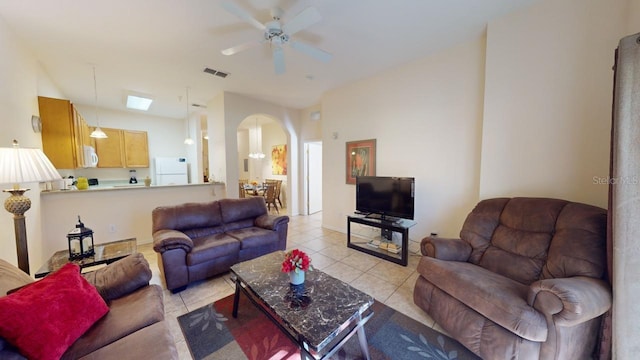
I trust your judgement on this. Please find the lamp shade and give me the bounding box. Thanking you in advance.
[0,141,61,186]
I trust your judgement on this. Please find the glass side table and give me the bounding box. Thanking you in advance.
[35,238,137,278]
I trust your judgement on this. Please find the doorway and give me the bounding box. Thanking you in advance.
[306,141,322,214]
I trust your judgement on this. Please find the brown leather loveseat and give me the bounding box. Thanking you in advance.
[152,197,289,292]
[414,197,611,359]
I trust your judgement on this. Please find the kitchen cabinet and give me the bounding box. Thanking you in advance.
[123,130,149,167]
[93,128,149,168]
[75,108,92,148]
[38,96,85,169]
[93,127,125,168]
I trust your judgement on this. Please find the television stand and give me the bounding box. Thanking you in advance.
[364,213,401,224]
[347,216,416,266]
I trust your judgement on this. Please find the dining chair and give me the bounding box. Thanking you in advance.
[238,182,246,198]
[263,183,279,213]
[274,180,283,208]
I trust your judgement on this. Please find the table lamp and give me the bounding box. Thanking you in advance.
[0,140,61,274]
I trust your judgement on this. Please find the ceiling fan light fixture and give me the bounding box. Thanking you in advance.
[220,2,331,74]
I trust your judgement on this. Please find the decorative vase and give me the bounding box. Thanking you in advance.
[289,270,305,285]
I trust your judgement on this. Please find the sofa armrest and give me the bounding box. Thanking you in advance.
[153,229,194,253]
[528,277,611,326]
[82,253,151,301]
[255,214,290,230]
[420,236,471,261]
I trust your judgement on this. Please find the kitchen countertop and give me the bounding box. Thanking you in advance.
[41,181,225,195]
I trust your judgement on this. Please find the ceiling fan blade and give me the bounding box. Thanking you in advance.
[290,41,332,63]
[273,46,285,75]
[221,40,264,56]
[282,7,321,36]
[221,1,266,31]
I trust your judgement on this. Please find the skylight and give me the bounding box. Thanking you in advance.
[126,95,153,111]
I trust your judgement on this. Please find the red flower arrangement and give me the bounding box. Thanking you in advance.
[281,249,313,273]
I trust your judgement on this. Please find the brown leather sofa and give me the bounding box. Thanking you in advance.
[152,197,289,292]
[414,197,611,359]
[0,253,178,359]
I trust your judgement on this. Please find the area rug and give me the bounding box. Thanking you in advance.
[178,293,479,360]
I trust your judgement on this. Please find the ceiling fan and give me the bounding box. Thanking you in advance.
[220,1,332,74]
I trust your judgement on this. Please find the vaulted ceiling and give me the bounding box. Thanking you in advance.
[0,0,538,119]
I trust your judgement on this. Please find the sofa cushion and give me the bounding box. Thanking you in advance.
[62,284,165,359]
[152,201,222,233]
[0,259,33,297]
[226,227,279,249]
[0,263,109,360]
[82,253,151,301]
[541,202,607,280]
[79,322,178,359]
[187,234,241,266]
[219,197,268,223]
[418,257,547,341]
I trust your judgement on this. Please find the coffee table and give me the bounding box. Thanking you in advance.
[230,251,374,360]
[35,238,137,278]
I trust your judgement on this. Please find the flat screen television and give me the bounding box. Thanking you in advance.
[356,176,415,221]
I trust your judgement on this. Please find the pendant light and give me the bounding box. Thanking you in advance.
[248,118,265,159]
[89,66,108,139]
[184,87,194,145]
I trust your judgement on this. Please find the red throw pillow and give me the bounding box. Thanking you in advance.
[0,263,109,360]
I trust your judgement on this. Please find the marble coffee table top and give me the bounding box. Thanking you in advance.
[231,250,374,353]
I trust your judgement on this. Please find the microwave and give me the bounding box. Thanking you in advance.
[83,145,99,168]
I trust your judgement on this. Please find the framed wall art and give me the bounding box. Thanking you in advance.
[271,144,287,175]
[346,139,376,184]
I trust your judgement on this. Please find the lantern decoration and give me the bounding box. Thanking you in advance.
[67,216,95,260]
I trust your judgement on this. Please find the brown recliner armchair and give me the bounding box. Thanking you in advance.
[414,197,611,359]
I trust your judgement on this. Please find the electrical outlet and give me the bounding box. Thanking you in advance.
[108,224,117,233]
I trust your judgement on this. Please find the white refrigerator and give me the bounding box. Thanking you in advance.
[154,157,188,185]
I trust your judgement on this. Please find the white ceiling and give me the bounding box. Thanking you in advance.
[0,0,538,120]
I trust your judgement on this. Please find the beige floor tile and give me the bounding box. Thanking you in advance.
[340,251,380,272]
[318,244,354,261]
[367,260,415,286]
[303,238,335,252]
[321,261,363,283]
[350,273,398,302]
[174,339,192,360]
[307,252,336,271]
[385,285,435,327]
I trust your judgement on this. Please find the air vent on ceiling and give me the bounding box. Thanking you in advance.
[204,68,229,78]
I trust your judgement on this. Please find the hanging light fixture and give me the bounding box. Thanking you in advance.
[89,66,108,139]
[184,87,194,145]
[248,118,265,159]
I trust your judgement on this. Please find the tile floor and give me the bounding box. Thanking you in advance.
[138,211,440,359]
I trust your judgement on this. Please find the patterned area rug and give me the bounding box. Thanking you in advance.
[178,293,479,360]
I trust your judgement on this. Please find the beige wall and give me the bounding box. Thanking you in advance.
[40,184,224,253]
[208,92,301,214]
[322,38,486,239]
[0,15,60,273]
[480,0,629,209]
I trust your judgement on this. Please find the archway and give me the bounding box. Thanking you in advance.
[237,114,289,211]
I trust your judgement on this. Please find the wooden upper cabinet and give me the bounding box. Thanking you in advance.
[123,130,149,167]
[38,96,83,169]
[93,128,150,168]
[93,127,125,168]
